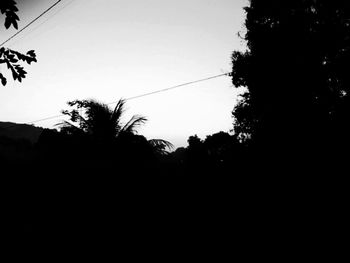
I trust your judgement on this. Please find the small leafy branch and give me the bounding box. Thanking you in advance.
[0,0,20,29]
[0,47,37,86]
[0,0,38,86]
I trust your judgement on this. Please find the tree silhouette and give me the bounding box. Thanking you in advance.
[0,0,37,86]
[59,99,173,159]
[164,132,244,176]
[60,99,147,141]
[186,135,206,164]
[204,131,237,161]
[231,0,350,160]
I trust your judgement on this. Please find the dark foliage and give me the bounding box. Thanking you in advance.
[0,0,19,29]
[0,0,37,86]
[163,131,247,177]
[232,0,350,171]
[229,1,348,246]
[2,123,238,243]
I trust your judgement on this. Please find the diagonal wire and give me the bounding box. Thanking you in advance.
[0,0,63,47]
[7,0,76,48]
[111,73,230,103]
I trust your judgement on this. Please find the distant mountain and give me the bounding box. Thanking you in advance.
[0,122,44,144]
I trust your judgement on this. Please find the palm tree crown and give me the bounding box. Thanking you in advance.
[60,99,147,140]
[59,98,173,153]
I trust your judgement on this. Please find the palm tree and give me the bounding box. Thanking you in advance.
[59,99,146,140]
[59,99,173,153]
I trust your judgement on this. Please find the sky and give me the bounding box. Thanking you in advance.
[0,0,247,148]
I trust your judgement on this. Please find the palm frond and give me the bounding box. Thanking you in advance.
[110,99,126,133]
[112,99,125,120]
[149,139,174,154]
[121,115,147,134]
[83,100,115,135]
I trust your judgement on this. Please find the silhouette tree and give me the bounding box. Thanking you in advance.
[0,0,37,86]
[231,0,350,161]
[187,135,206,161]
[60,99,147,141]
[59,99,173,159]
[204,131,237,162]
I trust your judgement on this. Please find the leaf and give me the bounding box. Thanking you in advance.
[26,50,36,58]
[12,6,19,13]
[4,17,11,29]
[12,12,19,21]
[0,73,7,86]
[8,54,18,63]
[12,18,18,30]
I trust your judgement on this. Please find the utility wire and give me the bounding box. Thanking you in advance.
[7,0,76,49]
[0,0,63,47]
[2,73,232,129]
[112,73,230,103]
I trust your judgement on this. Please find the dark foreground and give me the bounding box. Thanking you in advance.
[1,157,345,259]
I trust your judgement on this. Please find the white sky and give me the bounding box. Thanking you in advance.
[0,0,247,148]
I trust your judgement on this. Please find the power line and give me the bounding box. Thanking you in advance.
[111,73,230,103]
[2,73,232,129]
[0,0,63,47]
[7,0,76,48]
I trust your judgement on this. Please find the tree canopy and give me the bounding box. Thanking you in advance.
[231,0,350,157]
[60,99,148,141]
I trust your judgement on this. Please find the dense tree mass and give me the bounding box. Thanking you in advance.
[231,0,350,168]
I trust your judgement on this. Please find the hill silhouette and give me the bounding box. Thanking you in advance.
[0,121,44,143]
